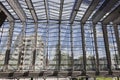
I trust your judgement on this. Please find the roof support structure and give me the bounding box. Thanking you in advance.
[3,22,14,71]
[56,0,64,71]
[93,24,99,75]
[57,24,61,71]
[17,22,26,71]
[44,0,49,23]
[102,5,120,24]
[113,16,120,25]
[0,71,119,78]
[92,0,119,24]
[102,24,112,75]
[59,0,64,24]
[70,25,74,71]
[25,0,38,22]
[32,22,38,70]
[7,0,26,21]
[70,0,83,24]
[81,23,86,75]
[81,0,100,24]
[0,2,14,21]
[113,24,120,69]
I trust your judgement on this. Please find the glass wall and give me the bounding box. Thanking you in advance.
[0,22,120,71]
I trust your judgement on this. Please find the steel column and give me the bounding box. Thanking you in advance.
[102,24,112,74]
[57,24,61,71]
[18,22,26,71]
[113,24,120,68]
[93,24,99,75]
[81,23,86,75]
[32,22,38,70]
[70,25,74,70]
[4,22,14,71]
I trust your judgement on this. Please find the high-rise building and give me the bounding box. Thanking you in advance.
[8,35,44,71]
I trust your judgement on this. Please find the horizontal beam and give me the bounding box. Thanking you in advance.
[25,0,38,22]
[0,2,14,21]
[0,71,119,78]
[44,0,49,23]
[92,0,119,24]
[102,5,120,24]
[113,16,120,24]
[81,0,100,24]
[59,0,64,24]
[7,0,26,21]
[70,0,83,24]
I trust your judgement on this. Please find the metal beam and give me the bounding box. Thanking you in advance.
[7,0,26,21]
[113,24,120,68]
[93,24,99,75]
[32,23,38,70]
[59,0,64,24]
[56,0,64,71]
[0,71,119,78]
[70,0,83,24]
[92,0,119,24]
[81,23,86,75]
[25,0,38,22]
[0,2,14,21]
[102,24,112,75]
[18,22,26,71]
[70,25,74,71]
[57,24,61,71]
[44,0,49,23]
[81,0,100,24]
[102,5,120,24]
[113,16,120,25]
[4,22,14,71]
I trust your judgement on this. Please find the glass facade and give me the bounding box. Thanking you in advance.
[0,0,120,79]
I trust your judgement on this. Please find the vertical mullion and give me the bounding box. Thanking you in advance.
[46,23,49,70]
[32,22,38,70]
[4,22,14,71]
[93,24,99,74]
[18,22,26,71]
[57,24,61,71]
[70,25,74,70]
[81,23,86,75]
[102,24,112,74]
[113,24,120,68]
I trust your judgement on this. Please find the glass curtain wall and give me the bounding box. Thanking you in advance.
[0,22,120,71]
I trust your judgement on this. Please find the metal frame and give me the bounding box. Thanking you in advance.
[81,23,86,75]
[102,5,120,24]
[0,0,120,78]
[0,71,119,78]
[92,0,119,24]
[7,0,26,21]
[4,22,14,71]
[102,24,112,75]
[113,24,120,67]
[25,0,38,22]
[93,24,99,75]
[44,0,49,23]
[70,0,83,24]
[0,2,14,21]
[81,0,100,24]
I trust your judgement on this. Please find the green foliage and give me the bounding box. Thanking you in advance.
[96,77,112,80]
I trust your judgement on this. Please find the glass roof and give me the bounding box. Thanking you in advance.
[0,0,120,78]
[1,0,114,24]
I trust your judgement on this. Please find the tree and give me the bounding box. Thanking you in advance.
[52,44,71,70]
